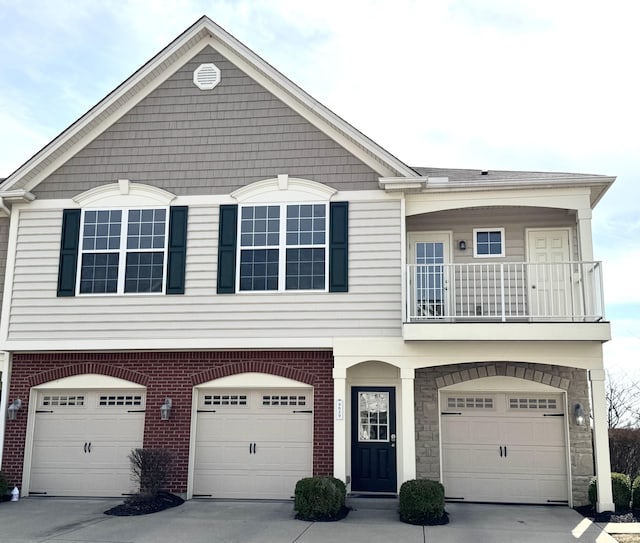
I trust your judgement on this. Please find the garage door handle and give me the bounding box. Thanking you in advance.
[499,446,503,457]
[84,442,87,453]
[504,446,507,457]
[253,443,256,454]
[88,442,92,453]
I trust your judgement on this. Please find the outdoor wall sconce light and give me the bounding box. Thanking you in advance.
[160,398,172,421]
[574,403,586,426]
[7,399,22,420]
[458,240,467,251]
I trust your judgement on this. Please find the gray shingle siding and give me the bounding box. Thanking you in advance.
[34,46,379,199]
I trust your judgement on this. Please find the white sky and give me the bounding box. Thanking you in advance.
[0,0,638,377]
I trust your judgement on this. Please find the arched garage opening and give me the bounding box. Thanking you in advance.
[25,374,146,497]
[189,372,313,499]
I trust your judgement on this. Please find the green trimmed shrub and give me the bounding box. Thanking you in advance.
[632,475,640,510]
[294,476,346,521]
[0,472,8,498]
[399,479,446,525]
[588,473,631,510]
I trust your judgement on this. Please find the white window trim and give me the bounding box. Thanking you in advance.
[76,206,169,296]
[236,201,329,293]
[473,227,506,258]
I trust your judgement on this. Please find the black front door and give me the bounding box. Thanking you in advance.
[351,387,397,492]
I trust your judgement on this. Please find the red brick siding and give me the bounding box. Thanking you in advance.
[3,351,334,494]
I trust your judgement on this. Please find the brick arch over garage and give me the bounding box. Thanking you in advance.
[191,361,317,386]
[434,362,571,391]
[29,363,149,388]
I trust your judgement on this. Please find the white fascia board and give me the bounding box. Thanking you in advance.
[405,187,593,215]
[15,189,400,212]
[333,337,605,371]
[402,322,611,342]
[0,337,334,352]
[381,176,615,207]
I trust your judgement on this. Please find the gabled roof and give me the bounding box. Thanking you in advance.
[0,16,417,195]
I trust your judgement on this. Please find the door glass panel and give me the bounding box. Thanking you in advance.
[416,241,445,316]
[358,392,389,442]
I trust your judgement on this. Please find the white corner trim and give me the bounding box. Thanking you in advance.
[231,176,337,203]
[73,182,177,207]
[34,374,145,389]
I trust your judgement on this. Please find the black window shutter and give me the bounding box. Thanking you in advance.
[166,206,189,295]
[329,201,349,292]
[217,204,238,294]
[57,209,81,297]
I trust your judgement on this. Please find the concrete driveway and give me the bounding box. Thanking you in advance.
[0,497,616,543]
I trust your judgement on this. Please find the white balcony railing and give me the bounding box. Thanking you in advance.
[406,262,605,322]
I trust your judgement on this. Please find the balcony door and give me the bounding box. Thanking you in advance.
[526,229,572,318]
[408,233,452,318]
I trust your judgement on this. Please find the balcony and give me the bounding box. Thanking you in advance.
[404,262,608,341]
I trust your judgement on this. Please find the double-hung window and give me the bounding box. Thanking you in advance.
[239,203,327,291]
[78,208,168,294]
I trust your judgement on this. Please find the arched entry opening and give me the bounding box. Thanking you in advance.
[346,361,401,494]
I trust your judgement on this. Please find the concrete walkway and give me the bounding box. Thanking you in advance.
[0,497,617,542]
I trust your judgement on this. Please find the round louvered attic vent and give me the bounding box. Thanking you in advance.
[193,63,221,90]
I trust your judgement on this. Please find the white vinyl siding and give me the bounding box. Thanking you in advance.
[7,200,402,343]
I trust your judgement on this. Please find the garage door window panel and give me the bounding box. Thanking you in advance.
[204,394,248,406]
[42,394,86,407]
[98,394,143,407]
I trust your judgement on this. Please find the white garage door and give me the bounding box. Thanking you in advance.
[193,388,313,499]
[441,392,568,504]
[30,389,145,497]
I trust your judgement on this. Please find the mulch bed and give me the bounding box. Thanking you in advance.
[575,505,640,523]
[104,492,184,516]
[400,511,450,526]
[295,505,351,522]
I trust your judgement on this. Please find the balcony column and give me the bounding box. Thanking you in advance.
[333,367,348,485]
[399,367,416,484]
[577,208,594,261]
[589,368,614,512]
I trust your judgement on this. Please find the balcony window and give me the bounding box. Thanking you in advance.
[474,228,505,258]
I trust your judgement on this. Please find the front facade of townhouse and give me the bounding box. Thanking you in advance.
[0,17,614,510]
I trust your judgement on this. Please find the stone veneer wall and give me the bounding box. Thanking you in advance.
[414,362,593,506]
